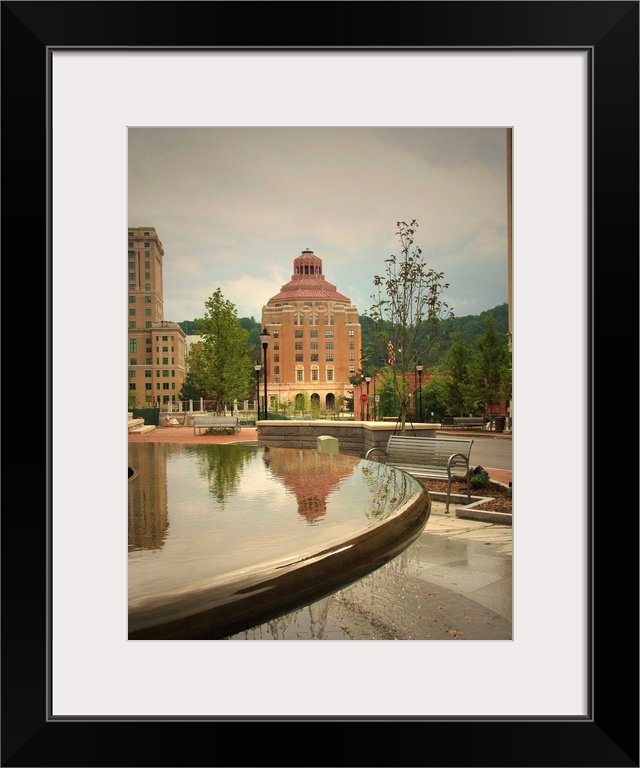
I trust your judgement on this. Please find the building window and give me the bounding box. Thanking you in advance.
[273,330,279,338]
[145,262,150,269]
[129,284,135,290]
[162,336,168,341]
[273,342,279,350]
[294,314,304,325]
[129,296,136,303]
[294,330,303,338]
[325,314,334,325]
[296,369,303,381]
[129,383,136,391]
[145,284,150,291]
[129,309,136,316]
[295,354,304,362]
[162,370,169,377]
[349,353,355,361]
[274,378,280,384]
[129,370,136,378]
[309,315,319,325]
[327,369,334,381]
[310,330,318,339]
[272,354,279,362]
[145,370,152,377]
[129,273,135,281]
[163,383,169,390]
[145,383,152,391]
[145,309,151,316]
[325,342,334,350]
[145,322,151,328]
[162,357,168,365]
[145,273,150,280]
[294,342,303,350]
[144,242,150,247]
[162,346,168,352]
[130,358,137,366]
[130,339,137,353]
[310,354,319,361]
[311,368,319,381]
[128,249,135,255]
[145,296,151,303]
[129,262,135,270]
[349,341,355,350]
[348,330,355,337]
[145,251,150,257]
[325,330,334,338]
[156,370,160,376]
[171,370,175,377]
[349,365,355,373]
[129,322,136,329]
[326,354,334,361]
[274,366,280,374]
[146,358,152,365]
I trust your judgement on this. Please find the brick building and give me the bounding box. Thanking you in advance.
[127,226,186,409]
[261,249,361,415]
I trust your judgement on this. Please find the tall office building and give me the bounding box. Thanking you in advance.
[127,227,186,409]
[261,249,361,414]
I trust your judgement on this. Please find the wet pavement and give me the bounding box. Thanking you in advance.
[128,424,512,640]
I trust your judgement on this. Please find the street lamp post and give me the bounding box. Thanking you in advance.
[364,376,371,421]
[254,363,261,421]
[415,363,423,422]
[260,327,270,420]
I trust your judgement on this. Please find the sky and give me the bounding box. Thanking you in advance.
[128,127,509,325]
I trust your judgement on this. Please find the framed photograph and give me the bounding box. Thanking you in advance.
[3,1,637,765]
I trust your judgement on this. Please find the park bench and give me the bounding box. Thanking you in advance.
[365,435,474,514]
[193,416,240,435]
[441,416,485,430]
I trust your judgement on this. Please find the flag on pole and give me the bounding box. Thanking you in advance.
[387,341,396,366]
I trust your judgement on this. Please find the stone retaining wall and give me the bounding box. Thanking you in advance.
[256,420,439,457]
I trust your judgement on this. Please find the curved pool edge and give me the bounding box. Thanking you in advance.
[129,486,431,641]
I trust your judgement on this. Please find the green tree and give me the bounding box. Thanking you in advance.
[421,374,448,422]
[441,331,475,416]
[367,220,454,433]
[468,315,511,426]
[188,288,254,412]
[178,374,202,404]
[376,368,401,418]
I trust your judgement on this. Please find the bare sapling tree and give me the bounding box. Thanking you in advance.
[367,220,454,434]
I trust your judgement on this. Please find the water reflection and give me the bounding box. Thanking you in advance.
[262,446,357,523]
[128,444,430,640]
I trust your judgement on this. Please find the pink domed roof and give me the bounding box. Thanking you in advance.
[268,249,351,303]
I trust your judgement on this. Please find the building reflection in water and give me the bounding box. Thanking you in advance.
[128,444,430,639]
[261,446,357,523]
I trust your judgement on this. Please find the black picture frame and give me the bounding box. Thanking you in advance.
[2,2,638,766]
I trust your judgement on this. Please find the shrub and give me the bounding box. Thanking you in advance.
[469,465,491,489]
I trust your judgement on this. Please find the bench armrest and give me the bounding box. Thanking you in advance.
[364,447,388,462]
[447,452,470,477]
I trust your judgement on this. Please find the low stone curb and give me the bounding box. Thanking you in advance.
[429,491,513,526]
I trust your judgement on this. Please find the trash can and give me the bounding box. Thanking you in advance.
[494,415,506,433]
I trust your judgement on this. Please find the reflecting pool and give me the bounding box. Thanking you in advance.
[128,444,430,640]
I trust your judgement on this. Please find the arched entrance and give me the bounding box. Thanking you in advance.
[325,393,335,411]
[310,393,320,412]
[294,393,305,412]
